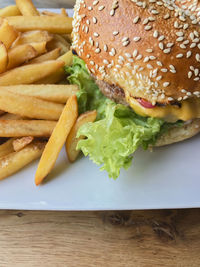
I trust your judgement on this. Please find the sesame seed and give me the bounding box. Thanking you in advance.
[163,82,170,87]
[159,42,164,50]
[177,37,184,42]
[188,71,192,79]
[98,5,105,11]
[95,48,101,53]
[104,45,108,52]
[133,16,140,24]
[144,25,152,31]
[123,40,130,47]
[163,48,171,54]
[125,53,132,58]
[156,76,162,81]
[93,0,99,6]
[161,68,168,72]
[147,64,153,69]
[187,51,192,58]
[133,50,138,57]
[168,97,174,101]
[94,32,99,37]
[196,53,200,62]
[176,53,184,58]
[146,49,153,53]
[133,36,141,42]
[93,17,97,24]
[113,31,119,36]
[153,30,159,38]
[158,35,165,41]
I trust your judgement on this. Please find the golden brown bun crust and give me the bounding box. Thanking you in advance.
[73,0,200,105]
[155,119,200,146]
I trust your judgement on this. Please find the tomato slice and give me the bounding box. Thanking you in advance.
[137,98,155,109]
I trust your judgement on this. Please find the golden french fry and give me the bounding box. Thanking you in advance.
[0,138,15,158]
[0,60,65,86]
[42,10,66,17]
[0,88,64,120]
[0,5,21,17]
[61,8,68,17]
[7,44,37,70]
[47,34,70,55]
[29,41,47,56]
[0,120,56,137]
[66,111,97,162]
[6,16,73,34]
[0,113,22,120]
[35,50,72,84]
[4,84,78,103]
[14,30,53,46]
[62,34,72,44]
[16,0,39,16]
[27,48,60,64]
[0,18,18,49]
[13,136,34,152]
[0,42,8,73]
[0,141,46,181]
[35,95,78,185]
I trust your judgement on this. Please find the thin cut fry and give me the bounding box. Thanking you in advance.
[66,111,97,162]
[4,84,78,103]
[0,5,21,17]
[0,18,18,49]
[29,41,47,56]
[27,48,60,64]
[42,10,67,17]
[47,34,70,55]
[14,30,53,46]
[0,89,64,120]
[35,50,72,84]
[0,139,15,158]
[0,120,56,137]
[0,113,22,120]
[7,44,37,70]
[35,95,78,185]
[0,60,65,86]
[6,16,73,34]
[16,0,39,16]
[0,141,46,181]
[0,42,8,73]
[13,136,34,152]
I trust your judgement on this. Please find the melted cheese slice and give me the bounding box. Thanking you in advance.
[126,94,200,122]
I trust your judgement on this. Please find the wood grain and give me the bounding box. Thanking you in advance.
[0,209,200,267]
[2,0,75,8]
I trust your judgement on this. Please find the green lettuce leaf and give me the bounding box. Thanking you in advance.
[65,56,181,179]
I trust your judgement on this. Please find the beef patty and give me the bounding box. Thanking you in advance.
[94,77,127,105]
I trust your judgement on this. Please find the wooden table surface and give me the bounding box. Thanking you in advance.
[1,1,200,266]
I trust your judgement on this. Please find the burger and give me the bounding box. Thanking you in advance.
[65,0,200,178]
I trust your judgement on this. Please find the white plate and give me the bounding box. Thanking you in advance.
[0,9,199,210]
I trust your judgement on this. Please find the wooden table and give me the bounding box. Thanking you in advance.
[1,1,200,266]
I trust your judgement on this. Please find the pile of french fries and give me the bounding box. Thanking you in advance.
[0,0,97,185]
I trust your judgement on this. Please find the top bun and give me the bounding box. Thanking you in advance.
[72,0,200,104]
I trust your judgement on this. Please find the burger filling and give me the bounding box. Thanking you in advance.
[65,56,184,179]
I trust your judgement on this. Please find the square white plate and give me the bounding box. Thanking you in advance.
[0,9,199,210]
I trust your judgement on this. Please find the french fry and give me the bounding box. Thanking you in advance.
[0,42,8,73]
[0,120,56,137]
[0,141,46,181]
[0,5,21,17]
[35,95,78,185]
[27,48,60,64]
[35,50,72,84]
[66,111,97,162]
[0,113,22,120]
[0,89,64,120]
[16,0,39,16]
[42,10,66,17]
[0,138,15,158]
[14,30,53,46]
[29,41,47,56]
[13,136,34,152]
[0,60,65,86]
[6,16,73,34]
[0,18,18,49]
[47,34,70,55]
[7,44,37,70]
[4,84,78,103]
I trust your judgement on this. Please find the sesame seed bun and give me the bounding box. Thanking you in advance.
[155,118,200,146]
[72,0,200,105]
